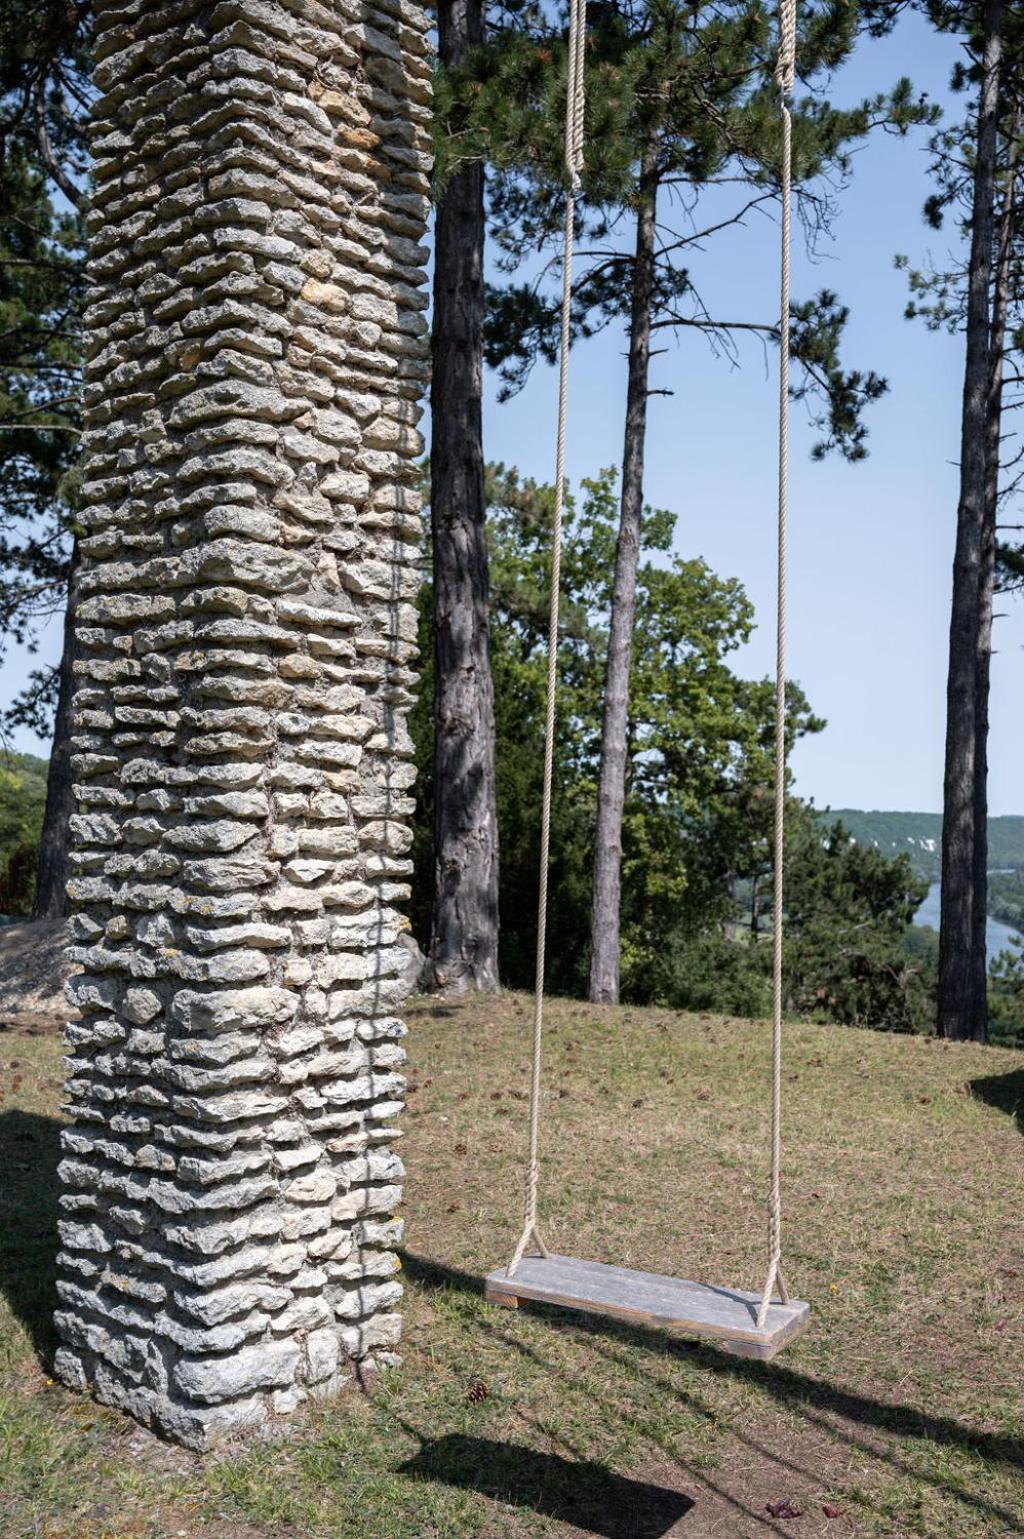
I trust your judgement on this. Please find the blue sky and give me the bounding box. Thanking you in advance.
[3,9,1020,817]
[482,9,1023,817]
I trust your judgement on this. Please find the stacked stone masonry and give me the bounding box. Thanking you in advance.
[55,0,430,1449]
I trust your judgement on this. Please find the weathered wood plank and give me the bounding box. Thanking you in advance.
[484,1254,810,1361]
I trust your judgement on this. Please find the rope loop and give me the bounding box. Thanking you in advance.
[774,0,796,97]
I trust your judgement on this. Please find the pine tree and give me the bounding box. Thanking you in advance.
[899,0,1024,1039]
[0,0,90,918]
[893,0,1024,1041]
[430,0,502,994]
[937,0,1002,1041]
[444,0,933,1000]
[411,462,826,996]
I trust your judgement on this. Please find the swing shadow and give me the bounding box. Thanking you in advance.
[969,1066,1024,1135]
[3,1106,1020,1531]
[0,1109,691,1537]
[400,1251,1024,1513]
[399,1433,693,1537]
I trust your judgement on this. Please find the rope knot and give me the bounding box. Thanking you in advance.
[565,0,587,188]
[774,0,796,97]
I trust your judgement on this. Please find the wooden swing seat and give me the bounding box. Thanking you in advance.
[485,1253,810,1360]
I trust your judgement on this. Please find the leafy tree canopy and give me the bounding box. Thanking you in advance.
[0,750,47,914]
[412,461,823,993]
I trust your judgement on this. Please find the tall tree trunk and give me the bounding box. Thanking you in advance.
[971,115,1018,1032]
[429,0,500,994]
[588,138,659,1004]
[32,544,79,921]
[938,0,1002,1042]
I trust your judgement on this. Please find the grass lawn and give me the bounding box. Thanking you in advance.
[2,992,1023,1538]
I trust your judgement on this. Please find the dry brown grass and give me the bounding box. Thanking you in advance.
[1,992,1023,1538]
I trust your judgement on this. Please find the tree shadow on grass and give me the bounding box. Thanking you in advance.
[0,1109,62,1365]
[401,1250,1024,1533]
[969,1067,1024,1135]
[400,1434,692,1537]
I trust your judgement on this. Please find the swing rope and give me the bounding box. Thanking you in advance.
[509,0,799,1331]
[508,0,587,1278]
[756,0,796,1330]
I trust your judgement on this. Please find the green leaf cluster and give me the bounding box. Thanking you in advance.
[988,939,1024,1046]
[412,460,938,1027]
[642,802,936,1028]
[0,750,47,916]
[780,805,933,1029]
[412,461,824,995]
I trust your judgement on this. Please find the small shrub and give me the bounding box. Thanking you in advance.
[643,929,772,1018]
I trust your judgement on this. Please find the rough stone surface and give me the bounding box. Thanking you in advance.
[55,0,429,1451]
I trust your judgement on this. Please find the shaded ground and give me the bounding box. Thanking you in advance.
[0,918,70,1030]
[1,992,1022,1538]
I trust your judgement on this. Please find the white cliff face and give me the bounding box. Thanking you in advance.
[56,0,430,1450]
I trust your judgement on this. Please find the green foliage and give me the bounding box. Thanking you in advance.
[0,0,89,734]
[643,806,937,1030]
[888,0,1024,593]
[413,464,937,1032]
[780,809,934,1031]
[987,868,1024,932]
[435,0,935,456]
[988,941,1024,1047]
[0,751,47,915]
[640,928,772,1017]
[412,463,821,995]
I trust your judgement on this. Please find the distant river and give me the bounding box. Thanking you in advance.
[914,881,1021,962]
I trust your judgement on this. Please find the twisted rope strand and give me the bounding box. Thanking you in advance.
[568,0,586,185]
[757,1,796,1332]
[774,0,796,94]
[508,0,587,1278]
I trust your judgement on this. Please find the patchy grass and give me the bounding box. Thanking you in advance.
[1,994,1023,1538]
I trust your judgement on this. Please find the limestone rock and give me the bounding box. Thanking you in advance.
[57,0,428,1451]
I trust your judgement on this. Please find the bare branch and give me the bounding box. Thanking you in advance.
[34,92,87,211]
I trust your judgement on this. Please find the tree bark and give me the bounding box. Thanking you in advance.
[588,138,659,1004]
[971,114,1018,1030]
[428,0,500,994]
[32,544,79,921]
[938,0,1003,1042]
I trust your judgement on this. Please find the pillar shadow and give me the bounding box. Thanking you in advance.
[0,1108,62,1364]
[970,1067,1024,1135]
[399,1433,692,1536]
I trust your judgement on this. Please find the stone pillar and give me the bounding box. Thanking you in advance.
[54,0,430,1449]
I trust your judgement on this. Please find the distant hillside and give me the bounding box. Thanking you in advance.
[819,809,1024,881]
[0,751,48,782]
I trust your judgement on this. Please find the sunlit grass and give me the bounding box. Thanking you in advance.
[1,994,1023,1537]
